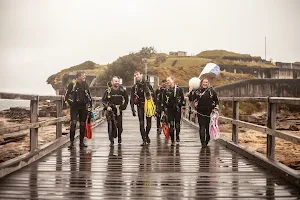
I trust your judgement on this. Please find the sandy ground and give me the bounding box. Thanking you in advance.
[0,117,69,163]
[219,123,300,171]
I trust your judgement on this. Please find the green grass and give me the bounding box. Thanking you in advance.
[148,57,210,86]
[197,49,252,59]
[148,57,254,86]
[47,49,273,88]
[47,61,107,85]
[212,71,254,86]
[163,57,210,68]
[195,50,275,68]
[215,59,276,68]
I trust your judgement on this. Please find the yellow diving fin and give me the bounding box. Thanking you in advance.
[144,97,156,117]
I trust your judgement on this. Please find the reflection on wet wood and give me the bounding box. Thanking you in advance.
[0,109,299,199]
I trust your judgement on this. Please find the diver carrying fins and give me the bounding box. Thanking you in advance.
[130,71,156,146]
[63,71,93,149]
[160,114,170,140]
[162,76,185,146]
[102,76,129,147]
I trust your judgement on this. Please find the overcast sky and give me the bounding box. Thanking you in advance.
[0,0,299,95]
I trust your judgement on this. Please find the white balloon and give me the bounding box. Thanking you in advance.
[189,77,201,90]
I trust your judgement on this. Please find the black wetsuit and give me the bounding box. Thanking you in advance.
[155,86,166,133]
[188,87,219,147]
[102,84,129,145]
[64,81,92,146]
[163,85,185,143]
[130,80,155,145]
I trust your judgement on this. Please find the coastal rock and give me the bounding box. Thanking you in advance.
[289,125,299,131]
[5,107,30,119]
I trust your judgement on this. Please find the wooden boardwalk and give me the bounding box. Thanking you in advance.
[0,109,300,199]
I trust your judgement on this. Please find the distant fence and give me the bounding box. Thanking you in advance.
[0,92,103,151]
[215,79,300,97]
[0,92,105,178]
[183,96,300,187]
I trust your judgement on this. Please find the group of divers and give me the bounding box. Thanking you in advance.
[63,70,219,149]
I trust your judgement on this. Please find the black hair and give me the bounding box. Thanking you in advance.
[201,78,209,84]
[134,70,142,74]
[76,71,85,78]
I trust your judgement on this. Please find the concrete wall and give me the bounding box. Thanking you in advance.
[275,62,300,69]
[169,51,187,57]
[91,79,300,98]
[215,79,300,97]
[221,66,300,79]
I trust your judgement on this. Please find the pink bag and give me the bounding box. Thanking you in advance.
[209,111,220,140]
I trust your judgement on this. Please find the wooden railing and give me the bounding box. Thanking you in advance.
[0,92,103,152]
[184,96,300,160]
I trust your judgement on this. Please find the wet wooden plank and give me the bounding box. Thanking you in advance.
[0,92,38,100]
[30,99,39,151]
[0,116,70,135]
[220,97,268,102]
[0,109,299,199]
[232,101,239,144]
[267,102,276,159]
[269,97,300,105]
[56,99,63,139]
[218,117,300,145]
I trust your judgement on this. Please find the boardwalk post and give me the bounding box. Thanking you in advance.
[92,99,96,110]
[55,96,63,139]
[30,96,39,152]
[99,109,103,120]
[100,99,104,118]
[267,99,276,160]
[232,98,239,144]
[99,99,103,119]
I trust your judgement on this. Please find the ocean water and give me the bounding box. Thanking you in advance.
[0,99,30,111]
